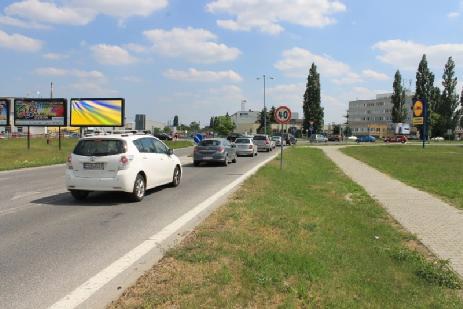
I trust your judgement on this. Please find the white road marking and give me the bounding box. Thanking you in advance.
[49,153,278,309]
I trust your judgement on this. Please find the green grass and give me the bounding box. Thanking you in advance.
[342,145,463,209]
[110,148,462,308]
[0,138,193,171]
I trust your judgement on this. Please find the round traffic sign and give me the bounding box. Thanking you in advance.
[274,106,292,124]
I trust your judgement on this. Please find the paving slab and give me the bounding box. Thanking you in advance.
[320,146,463,277]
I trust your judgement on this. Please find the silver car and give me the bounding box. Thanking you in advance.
[193,138,237,166]
[235,138,258,157]
[271,136,285,147]
[253,134,273,152]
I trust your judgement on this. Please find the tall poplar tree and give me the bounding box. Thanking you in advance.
[303,63,324,133]
[414,55,434,139]
[391,70,407,123]
[436,57,461,137]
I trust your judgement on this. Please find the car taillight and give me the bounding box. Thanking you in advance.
[119,155,130,170]
[217,146,225,153]
[67,154,73,170]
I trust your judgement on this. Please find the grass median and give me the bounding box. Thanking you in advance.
[0,138,192,171]
[110,148,462,308]
[342,145,463,209]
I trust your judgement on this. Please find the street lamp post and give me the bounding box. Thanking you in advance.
[257,75,274,135]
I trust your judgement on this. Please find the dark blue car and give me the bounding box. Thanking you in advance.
[356,135,376,143]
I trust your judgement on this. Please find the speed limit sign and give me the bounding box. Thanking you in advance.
[274,106,292,124]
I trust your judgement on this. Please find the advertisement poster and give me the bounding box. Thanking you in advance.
[70,98,125,127]
[14,99,67,126]
[0,99,9,126]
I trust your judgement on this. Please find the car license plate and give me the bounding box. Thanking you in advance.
[83,162,104,170]
[202,157,213,160]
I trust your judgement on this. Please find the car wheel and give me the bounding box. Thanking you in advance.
[129,174,145,202]
[193,160,200,167]
[70,190,89,201]
[170,166,181,187]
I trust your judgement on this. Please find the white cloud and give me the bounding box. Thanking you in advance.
[69,81,118,96]
[0,29,42,52]
[163,68,242,82]
[70,0,168,18]
[43,52,69,60]
[448,1,463,19]
[0,15,49,29]
[35,67,105,79]
[206,0,346,34]
[362,69,389,81]
[448,12,460,18]
[373,40,463,70]
[144,27,241,63]
[91,44,138,65]
[275,47,362,84]
[120,76,143,83]
[124,43,147,53]
[5,0,96,26]
[3,0,168,28]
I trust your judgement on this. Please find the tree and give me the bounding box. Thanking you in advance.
[209,117,214,128]
[391,70,407,123]
[173,115,179,127]
[303,63,324,133]
[189,121,200,132]
[460,88,463,127]
[414,55,435,139]
[434,57,461,137]
[257,107,271,134]
[332,125,341,135]
[163,126,172,133]
[213,115,235,136]
[269,106,276,123]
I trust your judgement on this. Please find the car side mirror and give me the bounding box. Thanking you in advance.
[168,148,174,156]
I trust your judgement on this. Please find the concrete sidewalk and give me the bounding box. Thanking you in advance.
[320,146,463,277]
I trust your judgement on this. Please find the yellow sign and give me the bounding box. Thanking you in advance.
[413,100,424,117]
[413,117,424,125]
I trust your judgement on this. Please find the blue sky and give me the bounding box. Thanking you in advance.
[0,0,462,126]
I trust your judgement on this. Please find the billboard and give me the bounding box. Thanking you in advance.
[14,98,67,126]
[70,98,125,127]
[0,99,9,126]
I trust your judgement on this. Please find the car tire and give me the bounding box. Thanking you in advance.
[193,161,200,167]
[170,166,181,187]
[70,190,89,201]
[129,174,146,202]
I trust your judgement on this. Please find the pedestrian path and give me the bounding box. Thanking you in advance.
[320,146,463,277]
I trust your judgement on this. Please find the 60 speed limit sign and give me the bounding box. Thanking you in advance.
[274,106,292,124]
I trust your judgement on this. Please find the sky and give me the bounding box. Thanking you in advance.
[0,0,463,126]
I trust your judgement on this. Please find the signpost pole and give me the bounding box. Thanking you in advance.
[27,126,30,150]
[280,123,283,170]
[58,126,62,151]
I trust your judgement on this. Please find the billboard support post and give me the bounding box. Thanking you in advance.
[59,126,62,151]
[27,126,30,150]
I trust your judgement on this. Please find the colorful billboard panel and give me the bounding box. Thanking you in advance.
[70,98,125,127]
[14,99,67,126]
[0,99,9,126]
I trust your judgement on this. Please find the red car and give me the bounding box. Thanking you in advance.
[384,135,408,143]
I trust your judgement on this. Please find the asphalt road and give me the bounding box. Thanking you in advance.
[0,149,275,309]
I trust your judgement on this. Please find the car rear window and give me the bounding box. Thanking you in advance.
[253,135,266,140]
[199,140,221,146]
[73,139,126,156]
[235,138,250,144]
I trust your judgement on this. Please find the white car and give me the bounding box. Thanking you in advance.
[65,134,182,202]
[431,137,444,141]
[347,136,358,141]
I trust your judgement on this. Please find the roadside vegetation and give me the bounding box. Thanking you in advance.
[110,148,462,308]
[342,145,463,209]
[0,138,192,171]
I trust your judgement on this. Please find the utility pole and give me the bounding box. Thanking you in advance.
[257,75,274,135]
